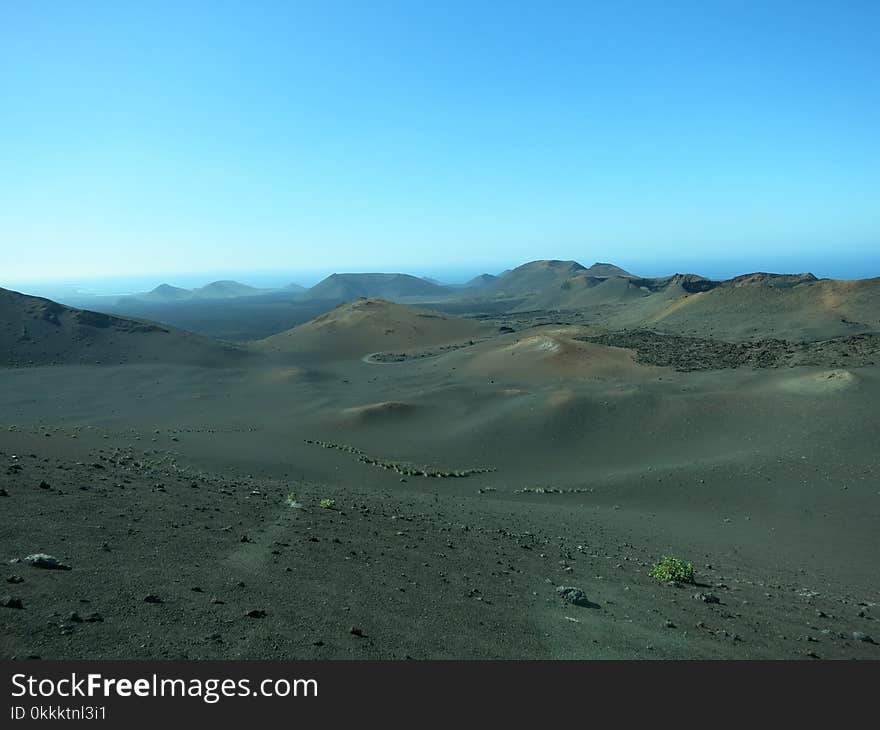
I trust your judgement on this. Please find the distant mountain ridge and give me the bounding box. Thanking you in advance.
[303,273,446,301]
[126,280,273,303]
[13,258,878,346]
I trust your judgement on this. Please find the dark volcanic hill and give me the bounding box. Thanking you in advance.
[0,287,250,367]
[512,267,880,341]
[136,283,192,302]
[190,280,265,299]
[304,273,447,301]
[582,262,634,278]
[479,260,587,297]
[477,260,634,299]
[637,273,880,340]
[464,273,499,288]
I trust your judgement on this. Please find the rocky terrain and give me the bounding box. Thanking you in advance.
[2,429,876,660]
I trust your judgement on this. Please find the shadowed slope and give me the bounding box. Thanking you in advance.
[0,287,251,367]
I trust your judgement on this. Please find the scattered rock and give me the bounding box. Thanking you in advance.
[0,488,8,497]
[6,575,24,584]
[84,612,103,623]
[143,594,164,604]
[693,592,720,604]
[1,595,24,609]
[850,631,875,644]
[246,609,267,619]
[38,480,51,489]
[68,612,83,623]
[349,626,366,638]
[556,586,595,607]
[24,554,71,570]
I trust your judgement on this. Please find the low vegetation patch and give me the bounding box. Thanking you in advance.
[319,498,336,510]
[649,555,695,584]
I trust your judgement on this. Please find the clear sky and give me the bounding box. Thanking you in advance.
[2,0,879,288]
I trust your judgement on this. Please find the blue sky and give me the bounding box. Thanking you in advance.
[2,0,879,288]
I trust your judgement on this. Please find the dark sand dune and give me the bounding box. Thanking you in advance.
[438,325,653,381]
[257,297,491,361]
[0,287,251,367]
[337,400,422,426]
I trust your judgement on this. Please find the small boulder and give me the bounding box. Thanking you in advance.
[1,595,24,609]
[24,554,71,570]
[556,586,594,607]
[851,631,875,644]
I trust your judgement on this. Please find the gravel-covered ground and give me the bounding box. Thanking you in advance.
[579,331,880,371]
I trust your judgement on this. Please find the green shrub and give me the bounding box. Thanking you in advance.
[649,555,695,583]
[319,498,336,510]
